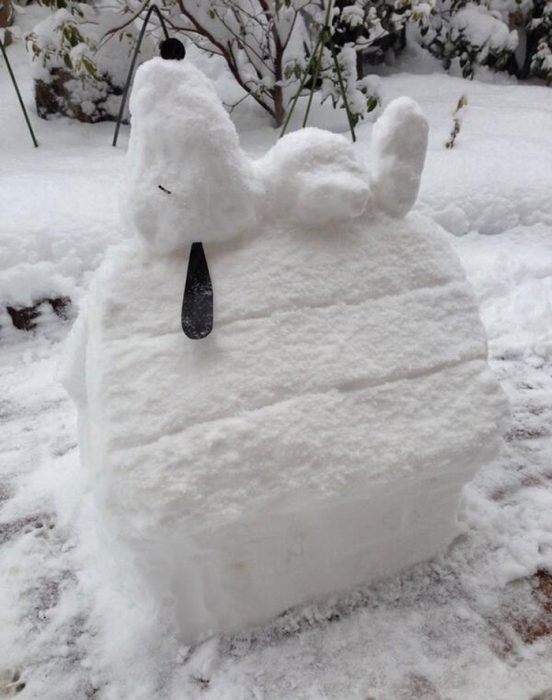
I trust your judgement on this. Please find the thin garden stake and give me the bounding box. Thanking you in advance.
[280,0,356,143]
[301,43,323,129]
[0,37,38,148]
[112,3,170,147]
[279,30,323,138]
[280,0,333,138]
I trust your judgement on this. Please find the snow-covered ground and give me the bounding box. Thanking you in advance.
[1,24,552,700]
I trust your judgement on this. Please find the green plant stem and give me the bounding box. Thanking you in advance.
[281,0,335,137]
[281,0,356,141]
[112,3,170,147]
[301,42,323,128]
[279,30,324,138]
[301,1,334,129]
[0,37,39,147]
[329,39,356,142]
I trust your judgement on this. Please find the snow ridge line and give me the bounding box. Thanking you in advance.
[109,352,487,455]
[102,275,468,345]
[215,277,466,331]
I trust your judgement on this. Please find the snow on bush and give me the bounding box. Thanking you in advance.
[414,0,552,82]
[113,0,386,127]
[27,0,155,122]
[532,36,552,83]
[25,1,389,127]
[24,0,550,126]
[302,0,408,124]
[333,0,410,64]
[415,1,517,78]
[529,2,552,83]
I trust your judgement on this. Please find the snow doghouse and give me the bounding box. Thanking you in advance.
[64,57,508,643]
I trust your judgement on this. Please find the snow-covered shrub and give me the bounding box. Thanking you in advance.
[415,1,517,78]
[116,0,384,127]
[527,2,552,83]
[483,0,552,81]
[414,0,552,83]
[0,0,15,46]
[26,0,549,127]
[160,0,313,127]
[27,0,384,128]
[27,0,154,122]
[531,36,552,83]
[332,0,410,67]
[317,44,382,125]
[299,2,394,128]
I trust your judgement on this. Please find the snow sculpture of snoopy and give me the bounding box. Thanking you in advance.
[64,56,508,644]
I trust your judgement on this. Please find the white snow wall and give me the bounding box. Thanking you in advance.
[64,58,508,645]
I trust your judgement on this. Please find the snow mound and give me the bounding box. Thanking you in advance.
[255,127,370,227]
[64,57,508,645]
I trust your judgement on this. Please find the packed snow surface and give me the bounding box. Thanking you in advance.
[121,59,259,252]
[64,57,507,644]
[370,96,429,218]
[255,126,370,227]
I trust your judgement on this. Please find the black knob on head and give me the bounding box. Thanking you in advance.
[160,38,186,61]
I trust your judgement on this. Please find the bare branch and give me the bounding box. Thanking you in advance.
[98,0,150,49]
[175,0,278,121]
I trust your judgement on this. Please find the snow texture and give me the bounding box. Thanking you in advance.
[370,96,429,218]
[64,57,508,644]
[254,127,370,228]
[121,59,259,252]
[452,4,518,54]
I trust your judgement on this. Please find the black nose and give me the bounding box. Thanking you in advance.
[160,38,186,61]
[182,242,213,340]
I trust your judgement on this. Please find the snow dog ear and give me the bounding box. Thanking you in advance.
[370,97,429,219]
[256,127,370,229]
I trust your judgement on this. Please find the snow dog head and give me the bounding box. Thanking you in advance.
[122,57,429,254]
[122,57,260,253]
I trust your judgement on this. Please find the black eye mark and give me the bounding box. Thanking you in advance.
[158,185,172,195]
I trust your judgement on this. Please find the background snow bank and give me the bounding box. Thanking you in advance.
[0,37,126,312]
[454,224,552,361]
[383,73,552,236]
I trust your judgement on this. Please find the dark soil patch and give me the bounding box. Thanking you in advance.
[513,570,552,644]
[6,297,71,331]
